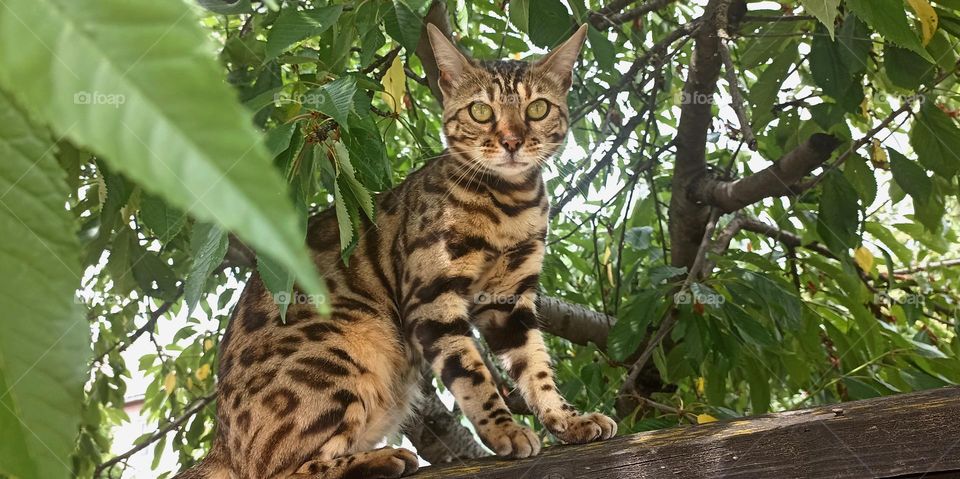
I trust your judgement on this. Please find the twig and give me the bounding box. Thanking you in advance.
[718,40,756,150]
[94,394,216,478]
[893,259,960,274]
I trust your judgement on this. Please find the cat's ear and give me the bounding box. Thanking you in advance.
[535,24,588,90]
[426,23,472,95]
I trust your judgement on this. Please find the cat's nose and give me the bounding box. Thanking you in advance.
[500,134,523,152]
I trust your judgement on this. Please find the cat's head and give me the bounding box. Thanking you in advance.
[426,23,587,177]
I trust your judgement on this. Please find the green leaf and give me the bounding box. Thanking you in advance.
[0,0,325,301]
[509,0,530,33]
[140,193,186,243]
[264,4,344,61]
[910,99,960,178]
[184,222,229,312]
[307,77,358,130]
[332,141,375,221]
[197,0,252,15]
[839,14,872,75]
[844,154,877,206]
[885,45,935,90]
[343,114,392,191]
[384,1,422,53]
[359,28,387,68]
[528,0,573,48]
[801,0,840,38]
[333,178,357,255]
[107,228,137,296]
[889,148,932,200]
[817,170,860,254]
[740,21,800,68]
[258,252,294,321]
[846,0,933,61]
[0,91,86,479]
[809,25,863,112]
[587,26,616,71]
[131,245,178,301]
[748,40,798,130]
[607,289,660,361]
[264,122,298,159]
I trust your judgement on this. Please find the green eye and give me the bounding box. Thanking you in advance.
[526,99,549,120]
[469,102,494,123]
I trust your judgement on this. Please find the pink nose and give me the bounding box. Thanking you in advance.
[500,134,523,152]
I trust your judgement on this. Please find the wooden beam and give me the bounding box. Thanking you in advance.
[416,387,960,478]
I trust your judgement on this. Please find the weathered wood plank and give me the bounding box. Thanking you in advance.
[416,387,960,479]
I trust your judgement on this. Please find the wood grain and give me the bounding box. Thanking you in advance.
[416,387,960,479]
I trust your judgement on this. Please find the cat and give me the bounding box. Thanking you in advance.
[176,21,616,479]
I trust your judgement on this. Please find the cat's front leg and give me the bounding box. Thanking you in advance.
[476,241,617,444]
[406,277,541,458]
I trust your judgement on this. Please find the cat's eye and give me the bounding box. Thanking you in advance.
[526,99,550,120]
[469,102,494,123]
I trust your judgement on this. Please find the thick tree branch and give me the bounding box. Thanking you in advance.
[537,295,615,348]
[668,0,731,270]
[693,133,841,213]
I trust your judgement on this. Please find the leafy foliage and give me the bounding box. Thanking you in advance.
[0,0,957,477]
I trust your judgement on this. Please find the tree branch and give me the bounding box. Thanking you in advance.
[692,133,841,213]
[588,0,677,29]
[94,394,215,478]
[668,0,731,270]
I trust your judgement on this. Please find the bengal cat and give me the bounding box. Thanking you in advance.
[176,22,616,479]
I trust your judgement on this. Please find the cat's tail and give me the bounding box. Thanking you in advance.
[173,440,230,479]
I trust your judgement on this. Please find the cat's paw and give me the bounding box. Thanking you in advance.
[478,419,542,458]
[541,409,618,444]
[346,447,420,478]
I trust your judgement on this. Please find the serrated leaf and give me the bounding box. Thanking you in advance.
[817,170,860,254]
[309,77,357,129]
[332,141,375,221]
[910,100,960,178]
[184,223,229,313]
[587,26,616,71]
[607,289,659,361]
[846,0,933,61]
[384,1,422,53]
[885,45,935,90]
[0,0,325,303]
[844,154,877,206]
[801,0,841,38]
[528,0,573,48]
[0,91,86,479]
[907,0,939,45]
[264,4,344,61]
[343,114,392,191]
[381,55,407,113]
[889,148,933,200]
[333,180,356,254]
[140,193,185,243]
